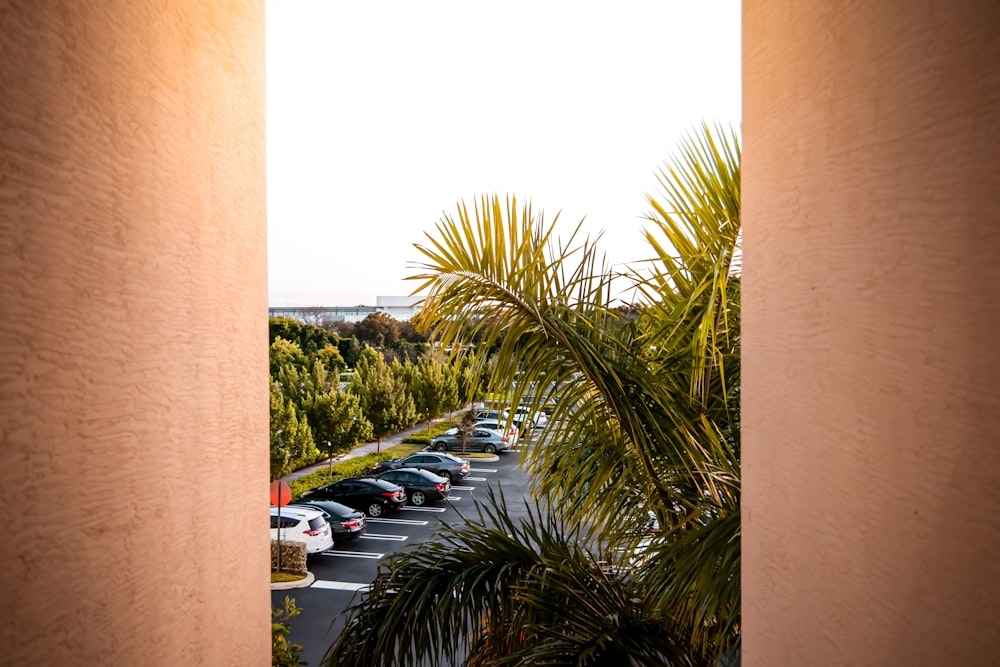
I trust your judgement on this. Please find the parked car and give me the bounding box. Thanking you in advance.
[299,478,406,517]
[430,427,510,454]
[504,407,536,431]
[288,499,367,544]
[478,407,534,431]
[374,468,451,506]
[269,505,334,554]
[373,452,470,481]
[473,419,518,446]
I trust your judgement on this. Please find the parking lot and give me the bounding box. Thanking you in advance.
[271,447,534,666]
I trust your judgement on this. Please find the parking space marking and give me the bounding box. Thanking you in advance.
[470,467,497,473]
[366,517,429,525]
[450,485,475,491]
[400,506,447,513]
[446,496,462,500]
[360,533,408,542]
[312,580,371,592]
[321,550,384,560]
[466,476,488,481]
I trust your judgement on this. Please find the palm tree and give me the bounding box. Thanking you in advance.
[323,123,741,666]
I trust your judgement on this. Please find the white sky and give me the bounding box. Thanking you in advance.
[266,1,741,307]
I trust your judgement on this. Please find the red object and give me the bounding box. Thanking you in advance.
[270,480,292,507]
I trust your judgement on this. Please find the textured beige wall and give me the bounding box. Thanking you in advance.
[0,2,269,665]
[743,2,1000,665]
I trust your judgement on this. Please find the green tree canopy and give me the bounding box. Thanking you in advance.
[269,337,309,376]
[270,316,339,354]
[315,344,346,377]
[304,390,373,473]
[349,348,416,451]
[270,381,316,479]
[401,357,459,425]
[355,312,401,347]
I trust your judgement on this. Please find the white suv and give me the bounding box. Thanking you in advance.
[270,505,334,554]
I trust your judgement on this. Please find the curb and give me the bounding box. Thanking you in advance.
[271,570,316,591]
[456,454,500,463]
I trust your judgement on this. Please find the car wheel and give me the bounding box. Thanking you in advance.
[367,502,384,518]
[525,420,534,431]
[439,470,452,481]
[484,443,497,454]
[410,490,427,506]
[435,442,447,452]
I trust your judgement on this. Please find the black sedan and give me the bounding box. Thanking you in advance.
[288,499,367,545]
[372,452,470,481]
[374,468,451,506]
[299,478,406,517]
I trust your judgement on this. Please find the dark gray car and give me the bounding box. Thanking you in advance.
[430,427,509,454]
[372,452,471,481]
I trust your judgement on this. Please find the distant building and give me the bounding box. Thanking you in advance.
[269,295,423,325]
[375,295,423,321]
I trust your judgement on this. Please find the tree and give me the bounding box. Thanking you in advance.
[304,390,373,473]
[272,596,306,667]
[270,316,338,355]
[403,357,459,426]
[355,312,401,348]
[270,381,316,479]
[299,306,326,327]
[269,337,308,376]
[324,123,741,666]
[315,344,346,377]
[454,356,482,411]
[457,407,477,454]
[338,335,363,369]
[349,348,416,452]
[397,319,428,343]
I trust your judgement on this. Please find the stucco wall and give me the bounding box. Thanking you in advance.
[0,2,269,665]
[743,2,1000,664]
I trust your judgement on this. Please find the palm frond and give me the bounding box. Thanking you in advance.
[323,489,702,667]
[332,123,743,664]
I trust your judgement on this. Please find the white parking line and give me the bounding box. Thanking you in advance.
[312,580,371,592]
[321,550,384,559]
[450,485,475,491]
[446,496,462,500]
[469,467,497,473]
[400,506,447,513]
[366,517,429,525]
[360,533,408,542]
[466,476,488,481]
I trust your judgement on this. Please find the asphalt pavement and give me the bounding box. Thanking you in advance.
[273,428,538,667]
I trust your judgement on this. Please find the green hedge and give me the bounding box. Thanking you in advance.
[288,442,425,499]
[401,419,462,445]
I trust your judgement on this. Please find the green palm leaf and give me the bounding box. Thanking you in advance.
[327,123,741,665]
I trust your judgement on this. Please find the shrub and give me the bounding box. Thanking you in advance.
[401,419,461,445]
[272,596,305,667]
[271,539,307,575]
